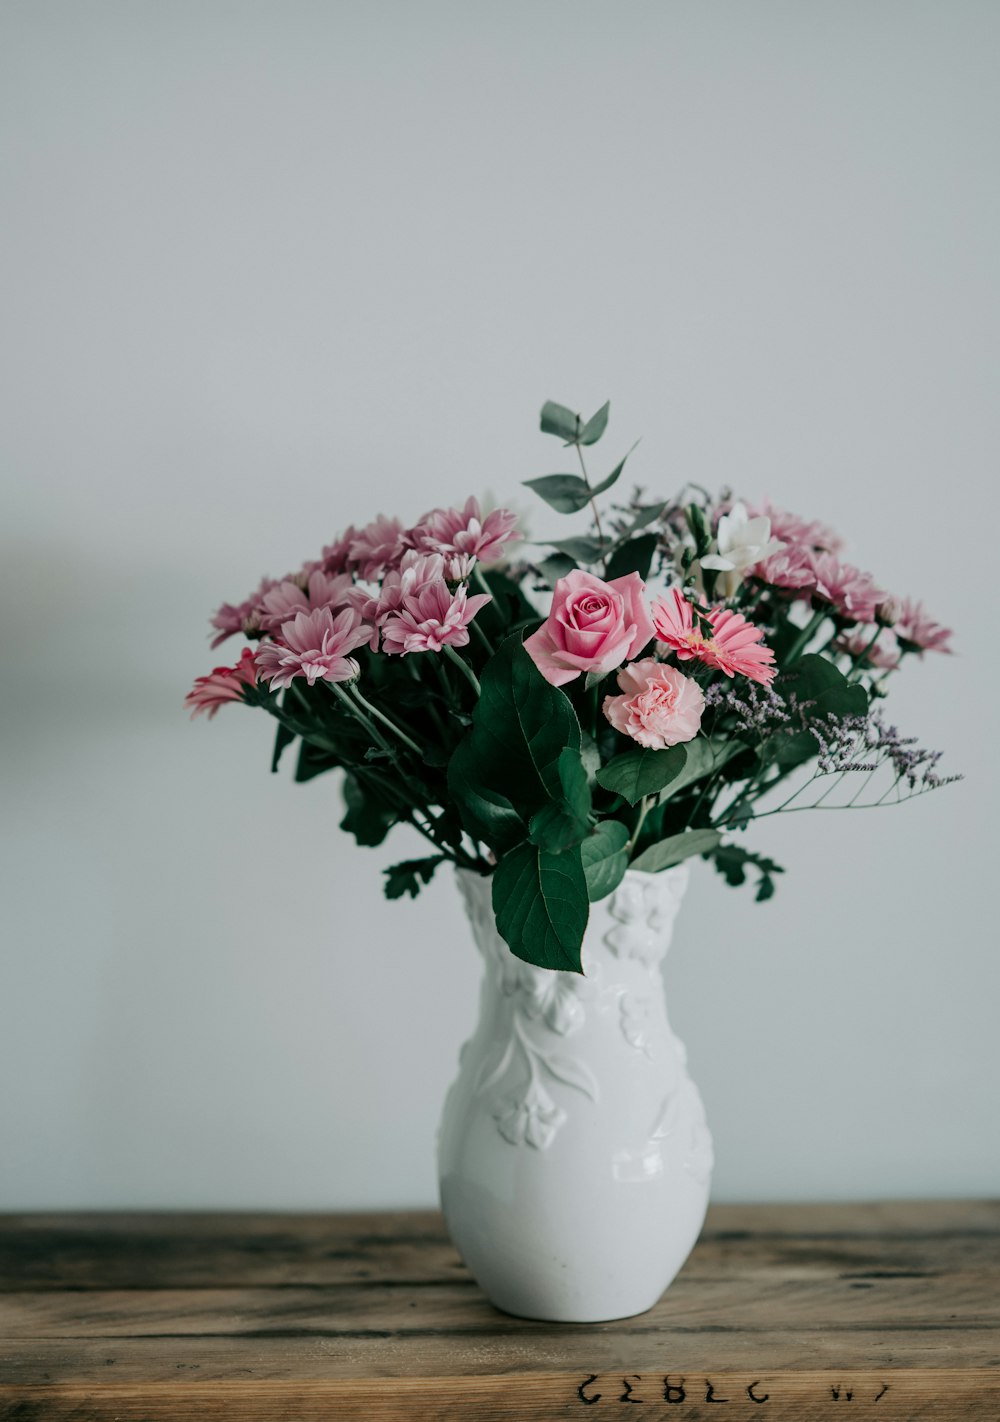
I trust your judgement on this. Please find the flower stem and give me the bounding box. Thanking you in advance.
[469,616,494,658]
[785,607,827,663]
[443,644,481,696]
[627,796,651,854]
[348,683,423,756]
[847,626,882,682]
[328,682,393,752]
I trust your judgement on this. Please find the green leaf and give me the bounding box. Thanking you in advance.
[580,820,630,901]
[537,553,577,586]
[545,535,608,564]
[540,400,580,442]
[631,827,721,872]
[605,532,659,582]
[771,654,869,768]
[712,844,784,902]
[590,443,637,498]
[383,856,447,900]
[595,743,688,806]
[446,637,583,854]
[492,840,589,973]
[527,748,591,853]
[657,737,745,802]
[270,719,296,773]
[523,474,592,514]
[340,772,398,845]
[295,737,340,784]
[578,400,610,446]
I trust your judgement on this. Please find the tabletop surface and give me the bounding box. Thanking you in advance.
[0,1201,997,1420]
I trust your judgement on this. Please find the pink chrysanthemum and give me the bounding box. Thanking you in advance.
[381,579,492,655]
[752,545,818,595]
[894,598,953,654]
[255,607,371,689]
[413,497,518,565]
[258,571,354,633]
[209,576,278,649]
[808,553,885,624]
[185,648,258,719]
[349,515,410,581]
[749,500,844,554]
[319,526,358,577]
[346,552,448,650]
[835,628,901,672]
[651,588,777,686]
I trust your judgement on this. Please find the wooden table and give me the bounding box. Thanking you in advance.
[0,1202,997,1419]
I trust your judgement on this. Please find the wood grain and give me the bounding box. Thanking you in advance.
[0,1203,997,1419]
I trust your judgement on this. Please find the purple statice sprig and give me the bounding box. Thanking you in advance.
[812,708,961,793]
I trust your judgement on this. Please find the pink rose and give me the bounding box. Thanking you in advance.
[524,570,655,687]
[603,659,705,750]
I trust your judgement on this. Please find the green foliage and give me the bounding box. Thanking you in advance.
[578,400,610,446]
[605,532,658,582]
[383,856,447,900]
[712,844,784,902]
[545,535,609,565]
[537,553,577,587]
[270,719,296,773]
[340,773,398,846]
[580,820,630,901]
[523,473,594,514]
[528,749,592,853]
[631,827,722,873]
[446,637,585,854]
[295,737,340,783]
[657,737,745,803]
[539,399,581,442]
[595,743,688,806]
[492,840,589,973]
[772,654,869,768]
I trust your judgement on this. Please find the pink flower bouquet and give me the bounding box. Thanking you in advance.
[189,399,957,973]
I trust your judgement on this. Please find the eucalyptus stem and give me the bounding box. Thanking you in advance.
[443,644,481,696]
[575,443,608,571]
[349,683,423,756]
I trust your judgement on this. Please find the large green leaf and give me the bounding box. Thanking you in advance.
[540,400,580,442]
[270,719,296,773]
[605,532,658,582]
[771,654,869,768]
[492,840,589,973]
[631,827,721,872]
[580,820,630,901]
[523,473,592,514]
[595,743,688,806]
[658,737,745,802]
[340,772,398,845]
[528,748,592,853]
[446,637,582,854]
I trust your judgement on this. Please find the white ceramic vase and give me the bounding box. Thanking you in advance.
[437,864,712,1323]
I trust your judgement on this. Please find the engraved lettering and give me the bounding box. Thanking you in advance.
[747,1380,769,1403]
[705,1380,729,1403]
[874,1384,889,1402]
[663,1376,686,1404]
[620,1375,645,1403]
[578,1374,601,1405]
[831,1385,854,1401]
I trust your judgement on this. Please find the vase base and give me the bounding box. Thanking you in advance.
[485,1293,663,1324]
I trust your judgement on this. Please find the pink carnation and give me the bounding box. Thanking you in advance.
[381,579,492,655]
[524,570,655,688]
[349,515,409,581]
[651,588,776,686]
[413,497,518,565]
[255,607,371,689]
[185,648,258,719]
[808,553,885,624]
[894,598,953,654]
[258,571,354,633]
[603,659,705,750]
[209,576,278,649]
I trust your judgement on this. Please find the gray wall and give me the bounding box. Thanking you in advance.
[2,1,996,1209]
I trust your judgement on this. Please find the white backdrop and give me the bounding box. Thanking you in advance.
[2,0,997,1209]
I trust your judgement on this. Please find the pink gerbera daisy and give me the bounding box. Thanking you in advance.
[185,648,258,718]
[651,588,777,686]
[255,607,372,689]
[381,579,492,655]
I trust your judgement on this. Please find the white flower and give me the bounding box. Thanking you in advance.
[699,502,785,598]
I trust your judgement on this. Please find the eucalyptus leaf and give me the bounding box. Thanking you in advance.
[523,474,592,514]
[540,400,580,443]
[595,743,688,806]
[545,535,608,564]
[538,553,577,586]
[580,820,630,901]
[589,442,637,498]
[631,827,721,872]
[657,737,745,803]
[492,840,589,973]
[578,400,610,446]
